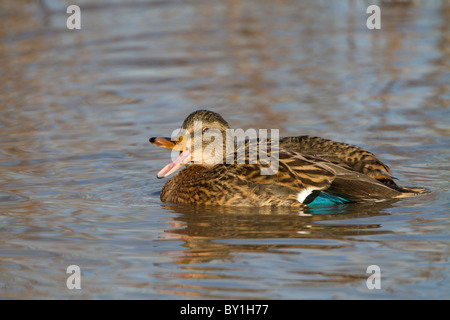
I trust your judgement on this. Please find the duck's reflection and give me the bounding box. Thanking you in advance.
[160,201,397,264]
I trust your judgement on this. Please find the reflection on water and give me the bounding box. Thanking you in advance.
[162,202,396,264]
[155,198,448,299]
[0,0,449,299]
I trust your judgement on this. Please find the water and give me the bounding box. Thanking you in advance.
[0,0,449,299]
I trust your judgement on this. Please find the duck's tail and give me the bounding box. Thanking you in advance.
[388,185,429,198]
[313,161,429,202]
[307,184,428,206]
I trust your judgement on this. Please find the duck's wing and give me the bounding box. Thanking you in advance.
[280,136,396,186]
[311,160,416,201]
[231,149,407,205]
[277,150,413,202]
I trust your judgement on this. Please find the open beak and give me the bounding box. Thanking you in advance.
[149,137,192,179]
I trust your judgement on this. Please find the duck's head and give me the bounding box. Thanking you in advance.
[150,110,230,178]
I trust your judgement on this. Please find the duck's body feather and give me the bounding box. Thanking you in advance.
[152,110,427,207]
[160,136,426,206]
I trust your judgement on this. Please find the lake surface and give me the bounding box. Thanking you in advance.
[0,0,449,299]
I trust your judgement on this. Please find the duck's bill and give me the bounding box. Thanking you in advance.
[150,136,191,178]
[157,149,192,179]
[149,137,184,150]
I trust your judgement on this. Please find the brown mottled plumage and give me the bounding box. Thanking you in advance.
[150,110,427,207]
[280,136,395,185]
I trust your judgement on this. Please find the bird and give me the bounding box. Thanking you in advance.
[150,110,427,207]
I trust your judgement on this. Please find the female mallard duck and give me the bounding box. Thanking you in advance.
[150,110,426,207]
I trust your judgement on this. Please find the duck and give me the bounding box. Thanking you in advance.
[150,110,427,207]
